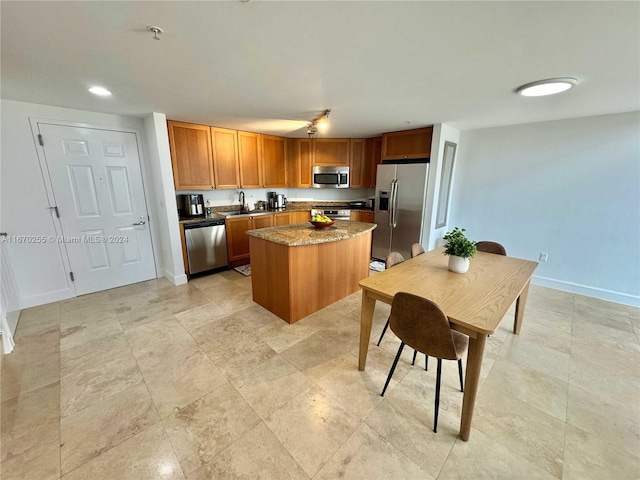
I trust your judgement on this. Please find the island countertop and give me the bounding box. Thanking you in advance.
[246,220,376,247]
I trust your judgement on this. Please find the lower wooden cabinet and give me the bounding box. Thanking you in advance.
[350,210,375,222]
[225,214,275,267]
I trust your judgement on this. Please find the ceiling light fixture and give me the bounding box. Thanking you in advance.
[516,77,577,97]
[146,25,164,40]
[88,86,112,96]
[307,109,331,138]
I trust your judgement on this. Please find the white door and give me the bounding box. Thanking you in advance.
[38,123,156,295]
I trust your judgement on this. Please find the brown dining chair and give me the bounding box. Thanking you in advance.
[411,243,425,258]
[380,292,468,433]
[475,241,507,256]
[376,252,428,369]
[475,241,520,329]
[376,252,405,347]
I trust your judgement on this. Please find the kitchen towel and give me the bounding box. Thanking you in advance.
[233,264,252,276]
[369,260,385,272]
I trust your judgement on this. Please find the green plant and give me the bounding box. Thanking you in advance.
[443,227,477,259]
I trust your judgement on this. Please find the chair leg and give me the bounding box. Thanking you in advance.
[381,342,405,397]
[425,355,429,371]
[434,358,442,433]
[376,318,390,346]
[458,359,464,392]
[411,350,417,365]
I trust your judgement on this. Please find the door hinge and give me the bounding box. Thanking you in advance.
[49,206,60,218]
[69,272,75,282]
[38,134,44,146]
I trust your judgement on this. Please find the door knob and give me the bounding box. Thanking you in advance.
[132,219,146,226]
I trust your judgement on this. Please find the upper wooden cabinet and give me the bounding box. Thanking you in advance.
[313,139,350,166]
[211,127,240,189]
[238,131,263,188]
[286,138,312,188]
[168,121,215,190]
[381,127,433,161]
[262,135,287,187]
[349,139,367,188]
[366,136,383,187]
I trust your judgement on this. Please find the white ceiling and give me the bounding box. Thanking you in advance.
[2,1,638,138]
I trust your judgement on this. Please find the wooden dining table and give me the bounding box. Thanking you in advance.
[358,247,538,441]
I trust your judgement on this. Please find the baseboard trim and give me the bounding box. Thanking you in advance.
[20,289,75,309]
[532,275,640,307]
[161,269,188,286]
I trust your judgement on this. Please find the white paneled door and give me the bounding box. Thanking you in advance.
[38,123,156,295]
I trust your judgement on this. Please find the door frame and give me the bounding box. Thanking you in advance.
[28,118,160,297]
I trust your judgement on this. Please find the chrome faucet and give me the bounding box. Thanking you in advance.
[239,191,245,211]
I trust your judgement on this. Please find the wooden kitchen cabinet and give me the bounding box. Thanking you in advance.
[179,223,189,275]
[313,139,350,166]
[238,131,263,188]
[348,139,367,188]
[381,127,433,161]
[211,127,240,189]
[286,138,312,188]
[262,135,287,187]
[273,212,293,226]
[168,121,215,190]
[350,210,374,222]
[292,210,310,223]
[225,214,275,267]
[366,136,383,187]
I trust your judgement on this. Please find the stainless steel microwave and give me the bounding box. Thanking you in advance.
[312,166,349,188]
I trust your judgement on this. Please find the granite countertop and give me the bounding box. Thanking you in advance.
[246,220,377,247]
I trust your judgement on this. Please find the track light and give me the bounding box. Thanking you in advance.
[307,109,331,138]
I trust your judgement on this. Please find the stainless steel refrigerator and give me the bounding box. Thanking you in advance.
[372,163,429,261]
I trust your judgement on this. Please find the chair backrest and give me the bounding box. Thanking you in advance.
[476,241,507,256]
[411,243,425,258]
[385,252,405,269]
[389,292,459,360]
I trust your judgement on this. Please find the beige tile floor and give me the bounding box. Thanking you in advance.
[2,270,639,479]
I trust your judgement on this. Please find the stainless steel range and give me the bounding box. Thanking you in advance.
[310,208,350,220]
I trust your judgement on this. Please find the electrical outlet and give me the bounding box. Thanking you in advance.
[539,252,548,263]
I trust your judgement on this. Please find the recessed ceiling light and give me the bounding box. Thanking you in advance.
[516,77,577,97]
[88,86,112,97]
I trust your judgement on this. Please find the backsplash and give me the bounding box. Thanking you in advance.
[175,187,374,209]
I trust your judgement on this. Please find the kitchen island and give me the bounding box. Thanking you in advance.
[247,220,376,323]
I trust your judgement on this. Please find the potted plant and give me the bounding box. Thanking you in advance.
[443,227,477,273]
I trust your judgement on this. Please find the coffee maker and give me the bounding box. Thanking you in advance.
[275,194,287,210]
[177,194,204,217]
[267,192,277,210]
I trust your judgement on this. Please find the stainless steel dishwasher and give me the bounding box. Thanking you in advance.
[183,219,228,274]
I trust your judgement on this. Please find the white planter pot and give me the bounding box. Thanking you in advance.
[448,255,470,274]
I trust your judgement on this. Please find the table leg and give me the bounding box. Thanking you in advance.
[513,280,531,335]
[460,333,487,441]
[358,290,376,371]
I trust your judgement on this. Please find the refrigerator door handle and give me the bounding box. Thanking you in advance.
[388,180,396,229]
[391,180,399,229]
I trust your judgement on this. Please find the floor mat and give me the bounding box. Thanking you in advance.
[369,260,385,272]
[233,264,252,276]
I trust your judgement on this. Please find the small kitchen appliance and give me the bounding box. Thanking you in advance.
[267,192,277,210]
[275,194,287,210]
[177,194,204,217]
[312,166,349,188]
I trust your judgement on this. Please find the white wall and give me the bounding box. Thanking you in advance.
[0,99,161,307]
[143,113,186,285]
[421,123,461,250]
[450,112,640,306]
